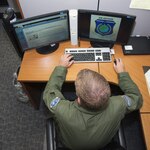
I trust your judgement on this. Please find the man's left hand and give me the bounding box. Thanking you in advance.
[59,54,74,68]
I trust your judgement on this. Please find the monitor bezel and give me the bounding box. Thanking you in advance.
[11,10,70,53]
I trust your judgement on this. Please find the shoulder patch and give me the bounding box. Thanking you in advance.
[50,97,60,108]
[122,95,132,107]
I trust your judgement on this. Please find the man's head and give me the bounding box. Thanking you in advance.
[75,69,111,111]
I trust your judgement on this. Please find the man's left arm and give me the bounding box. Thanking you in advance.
[43,54,74,112]
[43,66,67,110]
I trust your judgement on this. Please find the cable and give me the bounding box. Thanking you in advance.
[97,0,100,11]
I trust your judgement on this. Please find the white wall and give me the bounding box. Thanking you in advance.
[18,0,150,36]
[18,0,98,18]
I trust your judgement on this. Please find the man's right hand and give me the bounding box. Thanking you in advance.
[113,58,125,73]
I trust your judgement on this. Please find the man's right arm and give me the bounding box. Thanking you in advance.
[118,72,143,112]
[114,58,143,112]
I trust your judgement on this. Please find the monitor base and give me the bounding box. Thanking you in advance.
[90,41,114,49]
[36,43,59,54]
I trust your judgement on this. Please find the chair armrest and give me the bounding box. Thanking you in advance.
[46,118,56,150]
[118,124,127,149]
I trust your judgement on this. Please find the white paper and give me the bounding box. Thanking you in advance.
[124,45,133,51]
[130,0,150,10]
[145,69,150,95]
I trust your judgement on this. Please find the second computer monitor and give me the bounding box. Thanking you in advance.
[78,9,136,48]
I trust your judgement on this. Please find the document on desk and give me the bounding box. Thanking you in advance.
[143,66,150,95]
[130,0,150,10]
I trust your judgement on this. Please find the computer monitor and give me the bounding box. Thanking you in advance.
[11,10,70,54]
[78,9,136,48]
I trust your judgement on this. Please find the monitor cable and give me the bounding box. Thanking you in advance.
[97,0,100,11]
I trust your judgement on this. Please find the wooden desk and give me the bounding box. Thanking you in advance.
[18,41,99,82]
[18,41,150,149]
[141,114,150,150]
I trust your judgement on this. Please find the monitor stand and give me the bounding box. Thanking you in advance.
[90,41,114,49]
[36,43,59,54]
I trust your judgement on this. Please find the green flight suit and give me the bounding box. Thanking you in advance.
[43,66,143,150]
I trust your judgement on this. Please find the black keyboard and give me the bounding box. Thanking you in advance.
[65,48,111,62]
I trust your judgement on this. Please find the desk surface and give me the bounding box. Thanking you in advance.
[141,114,150,150]
[18,41,99,82]
[18,41,150,149]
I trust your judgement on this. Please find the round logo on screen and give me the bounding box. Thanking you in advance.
[95,19,116,36]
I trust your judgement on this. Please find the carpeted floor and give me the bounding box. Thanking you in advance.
[0,19,46,150]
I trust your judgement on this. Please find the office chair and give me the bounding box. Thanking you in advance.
[46,118,126,150]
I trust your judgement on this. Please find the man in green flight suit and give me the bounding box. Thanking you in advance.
[43,54,143,150]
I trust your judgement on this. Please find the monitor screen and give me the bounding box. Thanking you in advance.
[12,10,70,54]
[78,9,136,48]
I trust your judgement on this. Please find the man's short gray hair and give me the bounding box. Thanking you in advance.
[75,69,111,111]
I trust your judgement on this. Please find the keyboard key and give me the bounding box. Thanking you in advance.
[72,53,95,61]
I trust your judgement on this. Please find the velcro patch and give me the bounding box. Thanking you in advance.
[122,95,132,107]
[50,97,60,108]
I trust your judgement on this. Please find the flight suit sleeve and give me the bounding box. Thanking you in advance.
[118,72,143,113]
[43,66,67,113]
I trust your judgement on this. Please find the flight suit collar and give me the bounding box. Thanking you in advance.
[73,100,107,115]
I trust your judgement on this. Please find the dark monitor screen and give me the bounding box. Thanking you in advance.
[12,10,70,54]
[78,9,136,48]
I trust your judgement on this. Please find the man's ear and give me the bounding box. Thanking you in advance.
[77,97,81,105]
